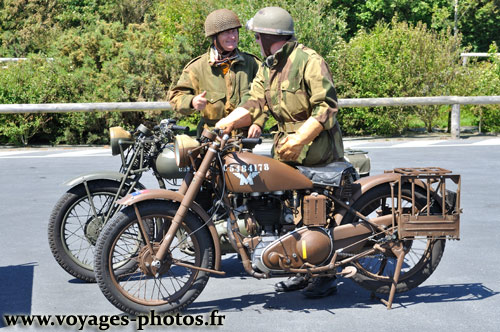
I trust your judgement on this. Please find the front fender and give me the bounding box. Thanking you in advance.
[117,189,222,271]
[64,171,134,187]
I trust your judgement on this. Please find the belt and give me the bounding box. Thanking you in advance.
[277,120,307,133]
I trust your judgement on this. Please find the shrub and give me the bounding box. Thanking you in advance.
[333,19,466,135]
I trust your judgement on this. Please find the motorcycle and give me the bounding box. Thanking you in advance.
[48,119,189,282]
[94,129,460,314]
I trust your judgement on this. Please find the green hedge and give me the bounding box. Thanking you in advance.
[0,1,499,145]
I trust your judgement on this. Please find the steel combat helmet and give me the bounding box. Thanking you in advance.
[204,9,242,37]
[246,6,294,36]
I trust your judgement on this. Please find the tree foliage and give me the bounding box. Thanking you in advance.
[0,0,498,144]
[325,0,500,52]
[333,19,467,135]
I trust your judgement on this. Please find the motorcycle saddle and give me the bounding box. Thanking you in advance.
[296,161,358,187]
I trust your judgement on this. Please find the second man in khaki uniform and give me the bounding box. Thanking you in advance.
[216,6,344,298]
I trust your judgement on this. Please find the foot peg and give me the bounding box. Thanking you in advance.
[338,266,357,278]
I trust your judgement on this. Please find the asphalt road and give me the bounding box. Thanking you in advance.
[1,136,499,331]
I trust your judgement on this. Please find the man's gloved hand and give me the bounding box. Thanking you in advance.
[277,117,324,162]
[192,91,207,110]
[277,134,304,161]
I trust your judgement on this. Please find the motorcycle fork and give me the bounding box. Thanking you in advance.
[85,145,145,224]
[80,177,137,223]
[149,145,217,263]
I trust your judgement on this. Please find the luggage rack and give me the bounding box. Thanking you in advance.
[386,167,461,240]
[375,167,462,309]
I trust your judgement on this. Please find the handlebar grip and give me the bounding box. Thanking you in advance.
[241,138,262,145]
[171,125,189,133]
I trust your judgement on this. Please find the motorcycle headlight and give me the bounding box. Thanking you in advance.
[174,134,200,167]
[109,127,133,156]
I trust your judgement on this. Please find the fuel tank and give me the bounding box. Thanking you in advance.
[223,152,313,193]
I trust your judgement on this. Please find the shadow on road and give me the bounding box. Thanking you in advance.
[212,254,249,279]
[0,263,37,328]
[189,276,498,314]
[391,283,499,309]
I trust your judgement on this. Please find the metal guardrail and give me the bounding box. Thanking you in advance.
[460,52,500,66]
[0,57,54,69]
[341,96,500,138]
[0,58,54,62]
[0,102,172,114]
[1,96,499,139]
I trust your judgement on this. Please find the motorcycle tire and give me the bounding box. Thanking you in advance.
[94,200,214,315]
[341,184,446,294]
[48,180,133,282]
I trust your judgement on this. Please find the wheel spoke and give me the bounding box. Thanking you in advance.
[61,190,120,269]
[376,257,388,276]
[352,190,437,283]
[108,216,201,305]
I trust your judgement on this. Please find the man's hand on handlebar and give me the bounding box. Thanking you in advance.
[247,124,262,138]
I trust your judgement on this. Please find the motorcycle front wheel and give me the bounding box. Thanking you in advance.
[341,184,446,294]
[48,180,132,282]
[94,200,214,315]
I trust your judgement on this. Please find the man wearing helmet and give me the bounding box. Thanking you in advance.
[169,8,264,137]
[216,6,343,298]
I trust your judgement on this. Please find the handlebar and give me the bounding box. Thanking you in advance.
[171,125,189,133]
[241,137,262,145]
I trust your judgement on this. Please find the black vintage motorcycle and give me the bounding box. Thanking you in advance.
[94,129,461,314]
[48,119,189,282]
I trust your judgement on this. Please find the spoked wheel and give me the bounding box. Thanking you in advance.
[94,200,214,315]
[48,180,127,282]
[341,184,445,294]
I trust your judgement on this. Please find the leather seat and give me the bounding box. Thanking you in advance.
[296,161,358,187]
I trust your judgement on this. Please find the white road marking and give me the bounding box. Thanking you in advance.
[0,148,111,159]
[390,140,443,148]
[44,149,110,157]
[0,150,45,157]
[344,141,372,149]
[472,138,500,146]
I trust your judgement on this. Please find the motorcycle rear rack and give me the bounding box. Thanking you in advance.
[387,167,461,240]
[367,167,462,309]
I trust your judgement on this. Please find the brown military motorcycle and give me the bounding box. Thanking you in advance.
[48,119,189,282]
[94,129,461,315]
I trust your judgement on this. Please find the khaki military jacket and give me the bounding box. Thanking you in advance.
[241,41,344,166]
[169,49,265,128]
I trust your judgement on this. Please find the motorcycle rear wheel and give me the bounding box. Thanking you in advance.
[48,180,131,282]
[94,200,214,315]
[341,184,445,294]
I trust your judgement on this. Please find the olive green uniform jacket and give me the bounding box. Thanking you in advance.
[169,49,265,130]
[241,41,344,166]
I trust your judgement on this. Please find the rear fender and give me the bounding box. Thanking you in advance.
[333,173,427,225]
[118,189,221,271]
[63,171,145,188]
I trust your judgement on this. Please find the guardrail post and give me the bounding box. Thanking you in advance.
[451,104,460,139]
